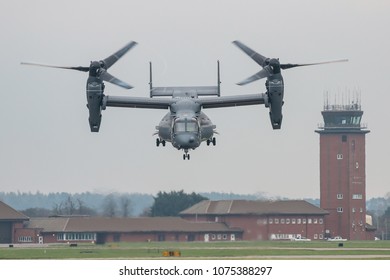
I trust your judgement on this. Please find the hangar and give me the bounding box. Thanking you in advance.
[0,201,29,243]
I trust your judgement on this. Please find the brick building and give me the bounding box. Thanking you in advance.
[2,199,329,244]
[180,200,329,241]
[16,216,242,244]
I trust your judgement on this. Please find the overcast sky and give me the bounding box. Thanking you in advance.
[0,0,389,199]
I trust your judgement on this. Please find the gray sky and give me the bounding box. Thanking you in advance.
[1,0,389,199]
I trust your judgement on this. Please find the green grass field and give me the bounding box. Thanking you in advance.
[1,241,390,260]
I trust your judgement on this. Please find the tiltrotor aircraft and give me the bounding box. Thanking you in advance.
[22,41,346,159]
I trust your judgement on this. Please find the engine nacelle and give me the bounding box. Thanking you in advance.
[266,79,284,130]
[86,81,104,132]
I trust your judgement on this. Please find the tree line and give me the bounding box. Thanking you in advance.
[7,191,207,218]
[0,190,260,217]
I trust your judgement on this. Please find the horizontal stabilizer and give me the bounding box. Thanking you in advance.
[151,86,219,98]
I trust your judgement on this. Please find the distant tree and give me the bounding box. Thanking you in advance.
[52,202,64,215]
[384,206,390,217]
[120,195,132,217]
[102,194,117,217]
[150,190,208,217]
[64,195,77,215]
[21,207,52,217]
[51,196,97,216]
[139,207,152,217]
[74,199,98,216]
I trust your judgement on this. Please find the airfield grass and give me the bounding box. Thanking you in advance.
[1,241,390,259]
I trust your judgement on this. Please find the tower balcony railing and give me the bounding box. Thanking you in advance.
[323,103,361,111]
[317,123,368,130]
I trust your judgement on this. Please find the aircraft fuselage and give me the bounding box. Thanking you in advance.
[156,99,216,154]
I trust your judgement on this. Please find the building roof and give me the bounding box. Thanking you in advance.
[0,201,29,221]
[26,217,242,233]
[180,200,329,216]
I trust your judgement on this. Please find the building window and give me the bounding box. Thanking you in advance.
[292,219,296,224]
[360,208,363,213]
[18,236,33,243]
[314,219,318,224]
[319,219,323,224]
[274,218,279,224]
[257,218,267,225]
[57,233,96,241]
[281,219,285,224]
[269,218,273,224]
[308,218,312,224]
[342,135,347,142]
[302,219,307,224]
[337,207,343,213]
[352,194,363,199]
[314,234,318,239]
[337,154,343,160]
[211,234,216,240]
[337,194,343,199]
[319,234,323,239]
[223,234,227,240]
[352,208,356,213]
[286,219,290,224]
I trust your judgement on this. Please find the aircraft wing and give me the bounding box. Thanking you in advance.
[104,93,266,110]
[103,96,174,109]
[198,93,266,109]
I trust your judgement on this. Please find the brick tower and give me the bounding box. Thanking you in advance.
[315,98,370,240]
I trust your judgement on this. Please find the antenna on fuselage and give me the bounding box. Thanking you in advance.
[217,60,221,97]
[149,61,153,98]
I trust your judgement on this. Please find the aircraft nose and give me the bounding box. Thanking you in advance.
[175,133,198,148]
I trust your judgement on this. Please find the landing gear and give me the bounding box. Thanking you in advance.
[183,150,190,160]
[206,137,216,146]
[156,138,166,147]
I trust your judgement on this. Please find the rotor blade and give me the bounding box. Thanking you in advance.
[100,71,133,89]
[280,59,348,70]
[102,41,138,69]
[20,62,89,72]
[232,40,268,67]
[237,67,272,86]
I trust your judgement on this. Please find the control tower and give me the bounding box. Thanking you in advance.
[315,96,371,240]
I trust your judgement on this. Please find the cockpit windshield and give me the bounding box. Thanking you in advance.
[174,118,199,133]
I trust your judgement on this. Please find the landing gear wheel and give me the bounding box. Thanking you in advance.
[207,138,216,146]
[157,139,166,147]
[183,153,190,160]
